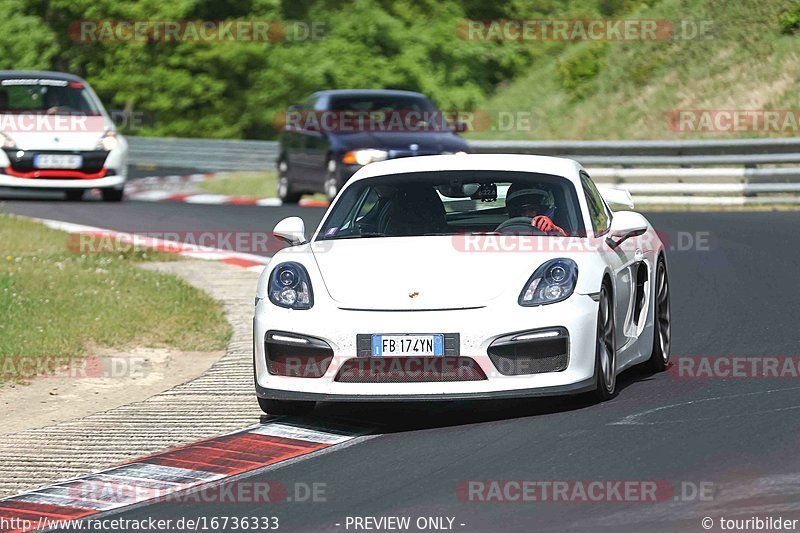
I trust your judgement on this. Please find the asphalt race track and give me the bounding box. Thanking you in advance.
[3,190,800,532]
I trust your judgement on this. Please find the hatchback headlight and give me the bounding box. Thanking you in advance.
[0,132,17,149]
[269,262,313,309]
[342,149,388,166]
[96,131,119,151]
[519,258,578,306]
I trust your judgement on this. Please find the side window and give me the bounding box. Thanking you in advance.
[580,172,611,235]
[309,94,328,111]
[341,186,380,231]
[355,187,380,222]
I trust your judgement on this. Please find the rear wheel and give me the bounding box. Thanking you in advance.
[277,159,302,203]
[594,282,617,401]
[258,397,315,416]
[64,189,84,201]
[646,258,671,372]
[101,188,124,202]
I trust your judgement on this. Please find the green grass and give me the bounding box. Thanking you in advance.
[198,171,328,201]
[198,171,278,198]
[470,0,800,141]
[0,214,231,383]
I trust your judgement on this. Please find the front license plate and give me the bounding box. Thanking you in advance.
[371,334,444,356]
[34,154,83,169]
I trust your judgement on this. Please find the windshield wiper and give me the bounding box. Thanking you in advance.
[423,231,498,236]
[329,231,388,240]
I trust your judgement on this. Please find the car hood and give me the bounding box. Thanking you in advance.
[311,236,580,311]
[333,130,469,153]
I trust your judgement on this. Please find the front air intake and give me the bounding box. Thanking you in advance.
[265,331,333,378]
[335,356,487,383]
[487,328,569,376]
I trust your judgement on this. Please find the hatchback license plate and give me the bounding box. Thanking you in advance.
[371,334,444,356]
[34,154,83,169]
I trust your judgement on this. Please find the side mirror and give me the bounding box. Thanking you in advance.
[605,212,647,249]
[273,216,306,246]
[598,187,635,211]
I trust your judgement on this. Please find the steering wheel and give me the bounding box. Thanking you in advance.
[495,217,548,235]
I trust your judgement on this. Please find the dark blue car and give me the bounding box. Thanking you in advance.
[277,89,470,202]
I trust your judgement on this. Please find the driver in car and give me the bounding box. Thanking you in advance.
[498,184,568,236]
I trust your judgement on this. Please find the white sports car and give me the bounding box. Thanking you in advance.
[0,70,128,201]
[254,154,671,415]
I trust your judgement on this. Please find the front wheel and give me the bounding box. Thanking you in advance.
[258,397,315,416]
[323,158,340,202]
[64,189,84,201]
[646,258,671,372]
[101,188,124,202]
[277,160,302,203]
[594,282,617,401]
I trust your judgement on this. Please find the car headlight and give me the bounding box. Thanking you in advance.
[0,132,17,149]
[519,258,578,306]
[96,131,119,151]
[269,262,313,309]
[342,149,389,166]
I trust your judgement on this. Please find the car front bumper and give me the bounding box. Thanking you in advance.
[0,146,128,190]
[0,173,126,189]
[254,294,599,401]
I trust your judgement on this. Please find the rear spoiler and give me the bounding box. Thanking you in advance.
[598,187,634,211]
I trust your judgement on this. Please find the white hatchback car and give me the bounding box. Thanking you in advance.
[254,154,671,414]
[0,70,128,201]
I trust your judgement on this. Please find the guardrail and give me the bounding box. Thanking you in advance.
[128,136,800,171]
[127,136,800,205]
[467,137,800,156]
[128,137,279,172]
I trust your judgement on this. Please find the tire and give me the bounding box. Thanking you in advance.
[277,159,302,203]
[323,158,340,202]
[646,257,671,372]
[101,188,124,202]
[64,189,84,201]
[258,397,315,416]
[594,281,617,401]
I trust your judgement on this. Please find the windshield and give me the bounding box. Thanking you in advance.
[328,94,436,112]
[0,79,102,116]
[317,170,585,240]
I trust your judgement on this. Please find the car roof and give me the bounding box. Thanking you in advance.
[311,89,429,99]
[0,70,87,83]
[350,154,585,185]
